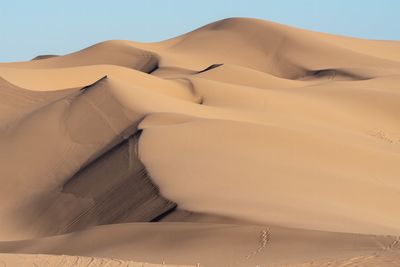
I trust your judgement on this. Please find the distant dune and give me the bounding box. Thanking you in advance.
[0,18,399,266]
[31,54,59,60]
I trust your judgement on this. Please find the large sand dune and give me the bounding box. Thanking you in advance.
[0,18,400,266]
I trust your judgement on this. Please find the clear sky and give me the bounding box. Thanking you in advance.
[1,0,399,62]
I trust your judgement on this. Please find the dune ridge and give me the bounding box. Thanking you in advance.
[1,17,400,266]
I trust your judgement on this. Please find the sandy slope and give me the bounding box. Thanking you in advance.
[1,17,400,266]
[0,222,398,267]
[0,253,193,267]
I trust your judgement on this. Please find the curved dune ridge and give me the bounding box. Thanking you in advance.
[0,17,400,266]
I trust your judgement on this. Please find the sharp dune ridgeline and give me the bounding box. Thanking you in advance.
[0,18,400,266]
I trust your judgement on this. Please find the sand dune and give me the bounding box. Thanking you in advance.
[31,54,59,61]
[5,41,158,72]
[0,17,400,266]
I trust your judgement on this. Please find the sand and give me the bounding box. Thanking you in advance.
[0,253,194,267]
[0,17,399,266]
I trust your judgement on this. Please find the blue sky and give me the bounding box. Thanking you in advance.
[1,0,399,62]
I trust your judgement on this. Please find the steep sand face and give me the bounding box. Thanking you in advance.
[0,17,400,266]
[0,77,178,240]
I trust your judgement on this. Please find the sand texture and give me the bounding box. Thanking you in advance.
[0,18,400,266]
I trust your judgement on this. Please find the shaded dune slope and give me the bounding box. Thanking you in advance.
[31,54,59,60]
[33,130,176,236]
[0,77,175,240]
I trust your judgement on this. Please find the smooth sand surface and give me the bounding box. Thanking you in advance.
[0,222,399,267]
[1,18,400,266]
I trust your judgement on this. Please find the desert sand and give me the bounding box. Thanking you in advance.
[0,17,399,266]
